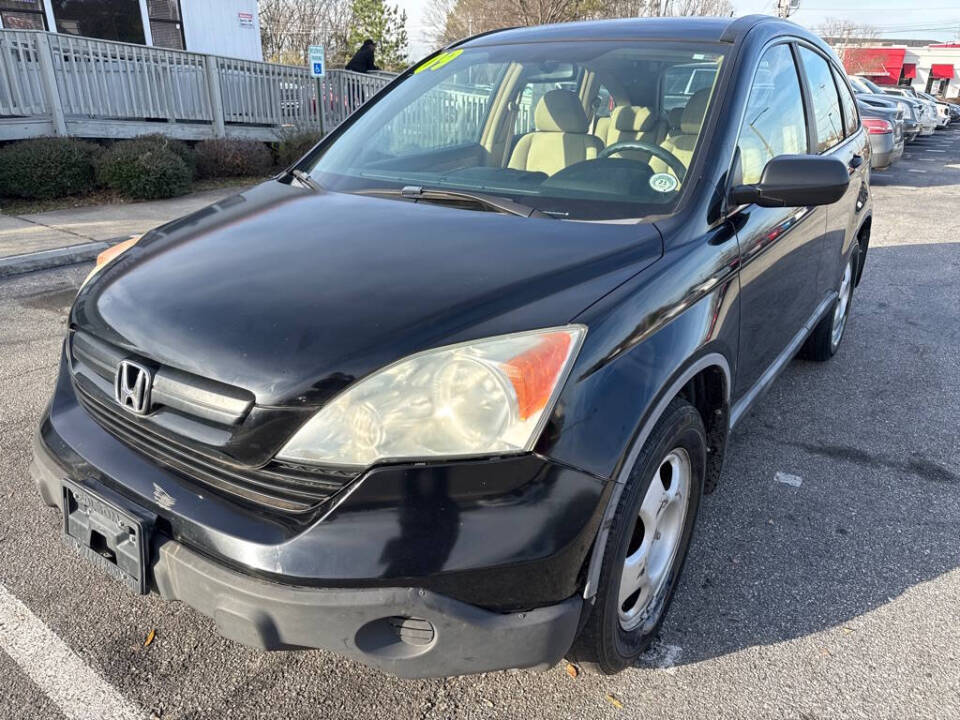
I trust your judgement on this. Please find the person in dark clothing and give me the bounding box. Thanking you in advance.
[345,39,379,73]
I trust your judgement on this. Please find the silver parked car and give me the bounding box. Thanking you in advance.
[857,100,904,170]
[858,93,919,143]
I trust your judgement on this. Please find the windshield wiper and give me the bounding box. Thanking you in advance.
[290,169,323,193]
[356,185,552,219]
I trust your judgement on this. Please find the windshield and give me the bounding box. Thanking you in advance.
[304,41,726,221]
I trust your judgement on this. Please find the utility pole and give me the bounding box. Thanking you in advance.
[777,0,798,18]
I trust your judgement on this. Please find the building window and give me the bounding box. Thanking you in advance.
[0,0,48,30]
[927,76,948,96]
[52,0,145,44]
[147,0,184,50]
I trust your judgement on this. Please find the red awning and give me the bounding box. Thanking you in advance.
[902,63,917,79]
[931,64,955,80]
[842,47,907,85]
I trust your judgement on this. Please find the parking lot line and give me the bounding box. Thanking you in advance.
[0,582,143,720]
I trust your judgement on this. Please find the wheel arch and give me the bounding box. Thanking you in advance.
[581,352,731,600]
[854,214,871,287]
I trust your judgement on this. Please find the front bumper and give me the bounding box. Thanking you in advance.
[34,432,581,677]
[33,356,608,675]
[33,430,580,677]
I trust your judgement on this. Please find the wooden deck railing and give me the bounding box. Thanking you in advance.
[0,29,394,141]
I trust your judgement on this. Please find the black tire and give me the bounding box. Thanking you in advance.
[569,397,706,674]
[800,244,859,362]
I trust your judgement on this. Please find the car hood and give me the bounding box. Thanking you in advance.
[73,181,662,405]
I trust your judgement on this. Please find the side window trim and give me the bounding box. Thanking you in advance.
[794,41,852,152]
[790,41,820,154]
[830,64,860,137]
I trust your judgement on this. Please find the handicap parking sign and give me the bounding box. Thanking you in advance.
[309,46,325,78]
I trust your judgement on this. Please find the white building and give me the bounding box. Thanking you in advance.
[0,0,263,61]
[908,46,960,98]
[841,43,959,99]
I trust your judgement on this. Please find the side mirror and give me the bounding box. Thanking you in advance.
[729,155,850,208]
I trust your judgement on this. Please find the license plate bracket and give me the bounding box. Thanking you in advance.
[61,479,154,594]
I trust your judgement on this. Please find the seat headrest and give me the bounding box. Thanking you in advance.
[680,88,712,135]
[667,106,684,130]
[612,105,657,132]
[534,90,589,133]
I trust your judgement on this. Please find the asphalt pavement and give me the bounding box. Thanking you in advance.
[0,129,958,720]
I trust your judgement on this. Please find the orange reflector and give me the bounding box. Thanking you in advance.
[504,332,572,420]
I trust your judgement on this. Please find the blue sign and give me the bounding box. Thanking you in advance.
[308,46,325,78]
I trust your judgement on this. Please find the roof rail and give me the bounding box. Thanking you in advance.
[719,14,774,43]
[448,26,520,50]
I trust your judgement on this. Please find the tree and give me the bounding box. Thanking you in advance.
[344,0,410,71]
[814,16,877,45]
[600,0,732,16]
[427,0,733,50]
[814,17,878,74]
[259,0,352,65]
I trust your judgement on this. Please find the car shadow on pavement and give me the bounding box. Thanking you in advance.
[652,240,960,668]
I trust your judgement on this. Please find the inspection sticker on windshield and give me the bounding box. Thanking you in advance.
[414,49,463,74]
[649,173,678,193]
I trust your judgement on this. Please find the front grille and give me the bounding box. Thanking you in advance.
[75,380,351,514]
[68,331,355,515]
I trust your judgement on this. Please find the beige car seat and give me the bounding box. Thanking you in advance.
[650,88,712,178]
[508,90,605,176]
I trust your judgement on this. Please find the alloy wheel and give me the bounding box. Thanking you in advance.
[618,448,691,631]
[831,257,854,348]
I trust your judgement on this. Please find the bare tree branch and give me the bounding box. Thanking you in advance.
[426,0,733,50]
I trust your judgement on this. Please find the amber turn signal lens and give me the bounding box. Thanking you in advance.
[79,234,142,291]
[503,332,573,420]
[95,236,139,269]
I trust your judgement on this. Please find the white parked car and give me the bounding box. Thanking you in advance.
[881,86,938,134]
[848,77,937,136]
[917,91,951,127]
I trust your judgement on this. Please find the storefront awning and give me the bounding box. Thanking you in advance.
[842,47,907,85]
[931,63,955,80]
[902,63,917,79]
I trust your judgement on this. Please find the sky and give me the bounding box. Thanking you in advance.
[395,0,960,59]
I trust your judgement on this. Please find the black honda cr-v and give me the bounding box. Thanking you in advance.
[32,15,871,677]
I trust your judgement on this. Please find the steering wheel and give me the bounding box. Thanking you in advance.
[598,141,687,183]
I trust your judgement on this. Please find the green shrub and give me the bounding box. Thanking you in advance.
[275,129,323,168]
[194,139,273,178]
[96,141,192,200]
[132,134,197,178]
[0,137,101,200]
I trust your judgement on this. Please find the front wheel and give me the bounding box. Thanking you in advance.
[569,397,706,674]
[801,245,858,361]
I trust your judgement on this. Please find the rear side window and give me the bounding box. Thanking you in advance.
[799,47,844,152]
[737,44,807,185]
[831,66,859,136]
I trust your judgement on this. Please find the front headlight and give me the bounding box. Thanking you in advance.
[276,325,586,469]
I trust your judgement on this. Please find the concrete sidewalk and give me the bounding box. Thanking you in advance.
[0,187,246,277]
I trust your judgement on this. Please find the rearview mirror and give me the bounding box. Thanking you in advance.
[730,155,850,208]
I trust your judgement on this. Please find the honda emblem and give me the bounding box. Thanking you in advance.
[114,360,152,415]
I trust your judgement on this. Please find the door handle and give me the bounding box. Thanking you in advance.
[849,154,864,170]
